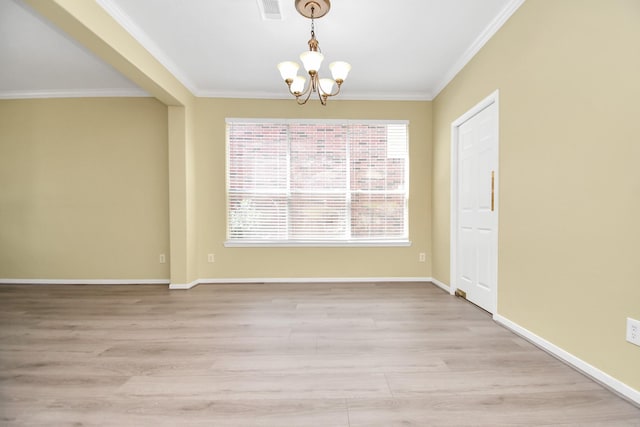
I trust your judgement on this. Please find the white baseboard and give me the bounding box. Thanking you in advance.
[169,277,431,290]
[1,276,438,290]
[171,276,434,290]
[199,276,432,284]
[0,278,170,285]
[494,314,640,406]
[429,277,450,293]
[168,280,199,290]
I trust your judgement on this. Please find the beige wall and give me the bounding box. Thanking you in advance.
[0,98,169,280]
[0,97,431,281]
[432,0,640,389]
[194,98,432,279]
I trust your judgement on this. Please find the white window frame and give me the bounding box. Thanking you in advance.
[225,118,411,247]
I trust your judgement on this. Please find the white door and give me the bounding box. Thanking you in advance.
[454,96,498,313]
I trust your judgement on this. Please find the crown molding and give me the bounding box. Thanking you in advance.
[0,88,430,102]
[0,88,150,99]
[96,0,199,95]
[194,90,433,102]
[431,0,526,98]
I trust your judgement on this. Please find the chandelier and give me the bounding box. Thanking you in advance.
[277,0,351,105]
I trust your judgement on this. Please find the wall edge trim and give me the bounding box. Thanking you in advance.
[0,278,170,285]
[431,0,526,98]
[96,0,199,95]
[168,280,199,290]
[0,88,150,99]
[170,277,435,290]
[1,277,436,289]
[197,276,432,284]
[494,314,640,407]
[429,278,450,293]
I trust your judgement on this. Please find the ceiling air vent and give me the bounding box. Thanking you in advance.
[257,0,283,21]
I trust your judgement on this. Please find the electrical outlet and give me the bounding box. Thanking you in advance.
[419,252,426,262]
[627,317,640,346]
[159,254,166,264]
[207,253,215,263]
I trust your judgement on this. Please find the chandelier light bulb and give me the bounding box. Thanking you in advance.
[277,61,300,81]
[329,61,351,83]
[319,78,335,95]
[291,76,306,93]
[300,51,324,73]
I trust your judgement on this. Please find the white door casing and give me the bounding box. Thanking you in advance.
[450,91,499,314]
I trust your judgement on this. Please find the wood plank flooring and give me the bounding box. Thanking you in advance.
[1,282,638,426]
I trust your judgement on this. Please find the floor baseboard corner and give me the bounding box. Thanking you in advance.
[428,277,450,293]
[168,280,199,290]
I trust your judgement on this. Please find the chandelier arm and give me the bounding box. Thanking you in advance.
[295,75,316,105]
[297,88,314,105]
[286,80,311,98]
[284,74,313,101]
[318,81,343,98]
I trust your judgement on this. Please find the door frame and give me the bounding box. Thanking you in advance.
[450,89,500,315]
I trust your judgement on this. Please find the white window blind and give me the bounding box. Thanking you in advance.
[226,119,409,246]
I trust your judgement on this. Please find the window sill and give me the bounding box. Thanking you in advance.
[224,240,412,248]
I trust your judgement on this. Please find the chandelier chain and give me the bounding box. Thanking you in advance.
[310,7,319,52]
[310,6,314,35]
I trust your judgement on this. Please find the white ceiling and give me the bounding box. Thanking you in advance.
[0,0,524,101]
[0,0,146,98]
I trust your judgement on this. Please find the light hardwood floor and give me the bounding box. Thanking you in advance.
[1,282,638,426]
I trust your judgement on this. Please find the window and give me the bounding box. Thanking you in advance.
[225,118,409,246]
